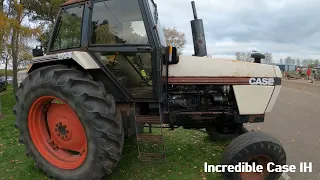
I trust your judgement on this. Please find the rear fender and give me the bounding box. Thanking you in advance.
[28,51,99,73]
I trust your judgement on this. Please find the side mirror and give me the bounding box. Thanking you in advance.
[32,46,44,57]
[164,46,179,65]
[251,52,265,63]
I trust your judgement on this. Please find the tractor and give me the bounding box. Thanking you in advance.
[14,0,286,179]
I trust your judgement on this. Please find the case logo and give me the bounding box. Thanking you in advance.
[57,52,73,60]
[249,78,275,86]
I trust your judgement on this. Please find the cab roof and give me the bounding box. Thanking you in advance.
[63,0,87,6]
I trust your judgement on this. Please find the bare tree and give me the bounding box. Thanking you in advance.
[243,52,252,62]
[263,52,273,64]
[163,27,186,54]
[284,56,292,64]
[302,59,308,66]
[235,52,241,60]
[235,52,255,62]
[296,59,300,66]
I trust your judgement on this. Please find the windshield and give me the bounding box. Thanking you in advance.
[148,0,167,47]
[91,0,149,45]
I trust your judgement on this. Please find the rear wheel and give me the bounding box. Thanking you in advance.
[222,131,286,180]
[14,65,124,180]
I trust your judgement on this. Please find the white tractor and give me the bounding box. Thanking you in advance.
[14,0,285,179]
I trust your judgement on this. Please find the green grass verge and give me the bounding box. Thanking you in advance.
[0,90,228,180]
[0,69,13,77]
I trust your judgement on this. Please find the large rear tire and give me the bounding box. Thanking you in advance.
[14,65,124,180]
[222,131,286,180]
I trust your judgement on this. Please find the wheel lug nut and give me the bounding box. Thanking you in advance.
[57,134,60,136]
[66,130,69,134]
[59,122,62,125]
[56,124,58,127]
[65,135,68,138]
[61,136,64,140]
[63,125,67,128]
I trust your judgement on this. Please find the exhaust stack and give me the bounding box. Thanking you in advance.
[190,1,207,57]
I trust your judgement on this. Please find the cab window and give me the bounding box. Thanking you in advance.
[90,0,149,45]
[51,5,84,51]
[94,52,153,98]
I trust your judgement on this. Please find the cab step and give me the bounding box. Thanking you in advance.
[139,152,166,162]
[134,103,166,162]
[135,115,162,124]
[137,134,164,143]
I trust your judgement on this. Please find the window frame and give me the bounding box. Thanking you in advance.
[86,0,163,101]
[88,0,153,48]
[48,3,86,53]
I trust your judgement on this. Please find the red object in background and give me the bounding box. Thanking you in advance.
[307,68,311,78]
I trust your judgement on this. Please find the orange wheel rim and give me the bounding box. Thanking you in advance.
[240,155,271,180]
[28,96,87,170]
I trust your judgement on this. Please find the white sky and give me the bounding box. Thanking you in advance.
[7,0,319,68]
[155,0,320,62]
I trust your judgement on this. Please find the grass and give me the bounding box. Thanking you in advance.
[0,90,228,180]
[0,69,13,77]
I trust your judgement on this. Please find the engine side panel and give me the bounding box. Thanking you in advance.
[265,85,281,113]
[265,65,283,112]
[165,55,277,78]
[233,85,274,115]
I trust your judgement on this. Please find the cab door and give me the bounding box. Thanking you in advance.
[87,0,162,101]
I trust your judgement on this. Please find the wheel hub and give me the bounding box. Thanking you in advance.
[54,121,71,140]
[240,155,271,180]
[28,96,88,170]
[57,124,67,135]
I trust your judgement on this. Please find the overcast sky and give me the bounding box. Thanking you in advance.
[155,0,320,62]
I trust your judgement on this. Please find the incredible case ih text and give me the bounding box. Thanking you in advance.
[14,0,286,180]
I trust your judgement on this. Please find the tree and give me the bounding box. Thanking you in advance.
[25,0,65,24]
[284,56,293,64]
[235,52,252,62]
[296,59,300,66]
[263,52,273,64]
[25,0,67,51]
[163,27,186,54]
[302,59,308,66]
[17,38,33,68]
[235,52,241,60]
[0,0,41,92]
[280,58,283,64]
[243,52,252,62]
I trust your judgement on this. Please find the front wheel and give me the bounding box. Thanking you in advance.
[222,131,286,180]
[14,65,124,180]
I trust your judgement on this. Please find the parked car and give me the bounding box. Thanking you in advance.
[0,78,7,92]
[6,76,13,84]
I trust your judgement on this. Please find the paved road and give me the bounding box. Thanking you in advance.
[247,79,320,180]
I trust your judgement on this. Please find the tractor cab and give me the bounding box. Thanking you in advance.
[41,0,176,102]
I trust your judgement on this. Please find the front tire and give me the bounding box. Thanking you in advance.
[14,65,124,180]
[222,131,286,180]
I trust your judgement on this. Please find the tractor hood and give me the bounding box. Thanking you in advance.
[166,55,282,78]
